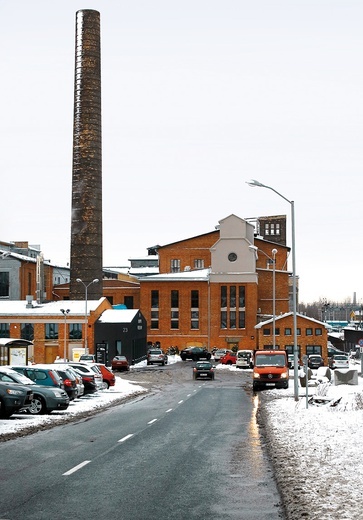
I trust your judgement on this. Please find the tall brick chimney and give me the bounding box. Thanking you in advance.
[70,9,103,300]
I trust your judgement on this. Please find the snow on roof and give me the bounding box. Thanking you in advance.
[141,268,210,281]
[255,312,327,328]
[0,298,107,316]
[97,309,139,323]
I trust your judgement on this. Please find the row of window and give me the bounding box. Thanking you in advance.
[263,327,323,336]
[170,259,205,273]
[0,323,83,341]
[150,286,246,330]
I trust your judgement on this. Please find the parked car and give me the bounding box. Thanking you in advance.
[11,365,64,389]
[78,354,96,363]
[180,347,211,361]
[253,350,289,390]
[193,361,215,380]
[0,381,34,418]
[147,349,168,366]
[213,349,229,361]
[95,364,115,389]
[49,365,78,400]
[111,356,130,372]
[54,362,99,394]
[219,351,237,365]
[0,367,69,415]
[288,354,300,369]
[329,355,349,370]
[236,350,254,369]
[308,355,324,370]
[69,362,103,391]
[64,366,85,397]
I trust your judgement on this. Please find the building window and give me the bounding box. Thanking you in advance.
[264,223,269,235]
[229,310,236,329]
[263,328,270,336]
[151,311,159,329]
[275,328,280,336]
[315,328,322,336]
[21,323,34,341]
[191,310,199,329]
[221,286,227,308]
[191,290,199,308]
[171,310,179,329]
[124,296,134,309]
[238,311,245,328]
[0,272,9,297]
[220,285,246,329]
[306,328,313,336]
[171,290,179,308]
[171,290,179,329]
[297,328,301,336]
[151,290,159,308]
[191,290,199,329]
[306,345,322,356]
[0,323,10,337]
[45,323,59,340]
[230,286,236,308]
[151,290,159,329]
[221,311,227,329]
[170,259,180,273]
[285,328,292,336]
[285,345,301,357]
[194,259,204,269]
[69,323,82,340]
[239,286,245,307]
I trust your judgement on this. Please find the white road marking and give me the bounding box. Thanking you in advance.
[148,419,158,424]
[63,460,91,476]
[118,433,134,443]
[165,408,173,413]
[178,400,184,404]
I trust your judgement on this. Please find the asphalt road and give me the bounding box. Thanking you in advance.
[0,363,285,520]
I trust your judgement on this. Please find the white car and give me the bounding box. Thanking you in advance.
[329,355,349,370]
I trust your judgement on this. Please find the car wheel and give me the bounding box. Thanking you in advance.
[27,395,47,415]
[102,381,110,390]
[0,400,12,418]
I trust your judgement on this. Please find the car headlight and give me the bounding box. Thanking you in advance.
[281,372,288,379]
[6,388,23,396]
[51,390,65,398]
[253,373,260,379]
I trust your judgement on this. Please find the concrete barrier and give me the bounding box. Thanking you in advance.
[334,369,358,386]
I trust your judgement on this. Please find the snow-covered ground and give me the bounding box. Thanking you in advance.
[1,356,362,519]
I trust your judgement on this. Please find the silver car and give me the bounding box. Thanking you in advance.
[147,349,168,366]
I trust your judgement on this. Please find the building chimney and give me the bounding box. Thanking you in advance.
[70,9,103,300]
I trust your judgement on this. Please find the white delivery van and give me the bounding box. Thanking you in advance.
[236,350,254,369]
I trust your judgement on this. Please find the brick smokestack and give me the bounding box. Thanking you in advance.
[70,10,103,300]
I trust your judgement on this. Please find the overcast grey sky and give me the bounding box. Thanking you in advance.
[1,0,362,304]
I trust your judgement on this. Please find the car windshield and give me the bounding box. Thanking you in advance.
[255,355,286,367]
[114,356,127,361]
[197,363,212,369]
[149,350,162,355]
[335,356,348,360]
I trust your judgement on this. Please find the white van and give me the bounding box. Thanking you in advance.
[236,350,254,369]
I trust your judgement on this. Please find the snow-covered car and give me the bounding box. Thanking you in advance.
[329,355,349,370]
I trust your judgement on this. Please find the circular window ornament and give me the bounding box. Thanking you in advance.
[228,252,237,262]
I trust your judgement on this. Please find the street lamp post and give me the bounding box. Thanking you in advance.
[60,308,70,361]
[249,246,278,349]
[76,278,99,355]
[247,179,299,401]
